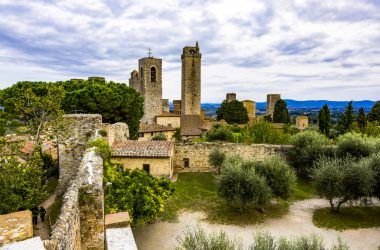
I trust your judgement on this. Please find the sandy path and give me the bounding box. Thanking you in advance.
[133,199,380,250]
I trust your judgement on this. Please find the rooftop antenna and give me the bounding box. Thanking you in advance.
[148,48,152,58]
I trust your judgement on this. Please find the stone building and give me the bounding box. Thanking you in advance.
[181,115,203,140]
[173,100,182,115]
[296,116,309,130]
[138,123,176,141]
[266,94,281,116]
[226,93,236,102]
[156,112,181,128]
[162,99,169,113]
[181,42,201,116]
[111,140,175,178]
[129,56,163,124]
[242,100,256,120]
[101,122,129,146]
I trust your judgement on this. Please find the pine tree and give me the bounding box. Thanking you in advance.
[338,101,354,134]
[273,99,290,124]
[318,104,331,136]
[357,107,367,133]
[368,101,380,123]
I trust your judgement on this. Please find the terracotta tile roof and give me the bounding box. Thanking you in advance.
[181,115,203,136]
[111,140,174,157]
[139,123,176,133]
[156,112,180,117]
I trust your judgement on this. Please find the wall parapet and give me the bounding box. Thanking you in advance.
[174,142,292,172]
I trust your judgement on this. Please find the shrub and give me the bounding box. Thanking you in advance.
[208,148,226,174]
[87,138,112,161]
[151,133,167,141]
[367,153,380,199]
[313,157,374,212]
[290,131,330,178]
[241,121,291,144]
[173,128,182,142]
[254,156,296,200]
[176,226,242,250]
[336,133,375,159]
[206,126,234,142]
[98,129,107,137]
[217,156,271,211]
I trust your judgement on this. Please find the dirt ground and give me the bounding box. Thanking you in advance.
[133,199,380,250]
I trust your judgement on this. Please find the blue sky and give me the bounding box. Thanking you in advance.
[0,0,379,102]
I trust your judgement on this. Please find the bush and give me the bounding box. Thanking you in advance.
[98,129,107,137]
[208,148,226,174]
[367,153,380,199]
[151,133,167,141]
[241,121,291,144]
[313,157,374,212]
[206,126,234,142]
[254,156,296,200]
[176,226,242,250]
[87,138,112,161]
[290,131,331,178]
[336,133,375,159]
[217,156,271,211]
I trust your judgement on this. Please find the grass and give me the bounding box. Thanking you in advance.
[159,173,289,225]
[313,206,380,230]
[292,178,316,201]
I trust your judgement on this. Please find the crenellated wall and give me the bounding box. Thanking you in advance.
[174,142,292,172]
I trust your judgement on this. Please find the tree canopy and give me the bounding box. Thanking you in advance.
[272,99,290,124]
[337,101,354,134]
[368,101,380,123]
[216,100,249,124]
[357,107,367,133]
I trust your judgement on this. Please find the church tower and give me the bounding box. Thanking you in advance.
[181,42,201,115]
[129,53,162,124]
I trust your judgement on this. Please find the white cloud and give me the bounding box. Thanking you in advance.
[0,0,379,102]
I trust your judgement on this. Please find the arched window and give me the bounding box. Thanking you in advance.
[150,66,156,82]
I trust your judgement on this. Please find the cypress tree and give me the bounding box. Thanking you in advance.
[357,107,367,133]
[273,99,290,124]
[338,101,354,133]
[318,104,331,136]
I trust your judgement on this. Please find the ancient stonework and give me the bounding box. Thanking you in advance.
[181,42,201,116]
[102,122,129,146]
[266,94,281,116]
[226,93,236,102]
[162,99,169,113]
[173,100,182,115]
[57,114,102,195]
[242,100,256,119]
[296,116,309,130]
[0,211,33,246]
[129,57,163,124]
[174,142,291,172]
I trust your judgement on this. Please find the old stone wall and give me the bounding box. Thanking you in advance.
[156,116,181,128]
[174,142,291,172]
[0,211,33,246]
[102,122,129,146]
[58,114,102,195]
[45,149,104,250]
[181,43,201,116]
[113,156,173,178]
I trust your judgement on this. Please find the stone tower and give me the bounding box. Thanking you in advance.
[266,94,281,116]
[129,57,163,124]
[181,42,201,116]
[242,100,256,120]
[226,93,236,102]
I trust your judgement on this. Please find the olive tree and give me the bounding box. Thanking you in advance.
[208,148,226,174]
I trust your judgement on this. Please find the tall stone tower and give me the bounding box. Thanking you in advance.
[266,94,281,116]
[129,56,163,124]
[181,42,201,115]
[226,93,236,102]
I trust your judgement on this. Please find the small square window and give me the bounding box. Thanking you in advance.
[184,158,189,168]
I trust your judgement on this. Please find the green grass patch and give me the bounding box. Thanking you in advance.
[159,173,289,225]
[292,178,316,201]
[313,206,380,231]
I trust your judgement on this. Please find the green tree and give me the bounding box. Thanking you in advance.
[0,139,48,214]
[368,101,380,122]
[206,126,234,142]
[337,101,354,134]
[368,153,380,199]
[151,133,167,140]
[241,121,291,144]
[272,99,290,124]
[313,157,374,212]
[208,148,226,174]
[173,128,182,142]
[318,104,331,136]
[290,131,331,178]
[357,107,367,133]
[0,118,7,136]
[336,133,374,159]
[216,155,271,211]
[252,156,296,200]
[216,100,249,124]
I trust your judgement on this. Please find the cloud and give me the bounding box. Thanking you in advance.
[0,0,379,102]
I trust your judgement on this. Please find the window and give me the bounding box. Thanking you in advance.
[150,66,156,82]
[143,164,150,173]
[184,158,189,168]
[151,132,154,136]
[138,133,144,138]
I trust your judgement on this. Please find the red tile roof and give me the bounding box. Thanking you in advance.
[111,140,174,157]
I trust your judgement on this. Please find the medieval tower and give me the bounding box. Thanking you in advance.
[181,42,201,116]
[129,56,163,124]
[266,94,281,116]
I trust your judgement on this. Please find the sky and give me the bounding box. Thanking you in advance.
[0,0,379,102]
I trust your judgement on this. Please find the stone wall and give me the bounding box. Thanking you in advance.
[113,156,173,178]
[58,114,102,195]
[102,122,129,146]
[174,142,291,172]
[0,211,33,246]
[45,149,104,250]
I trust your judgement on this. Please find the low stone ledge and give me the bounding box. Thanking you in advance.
[105,212,131,229]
